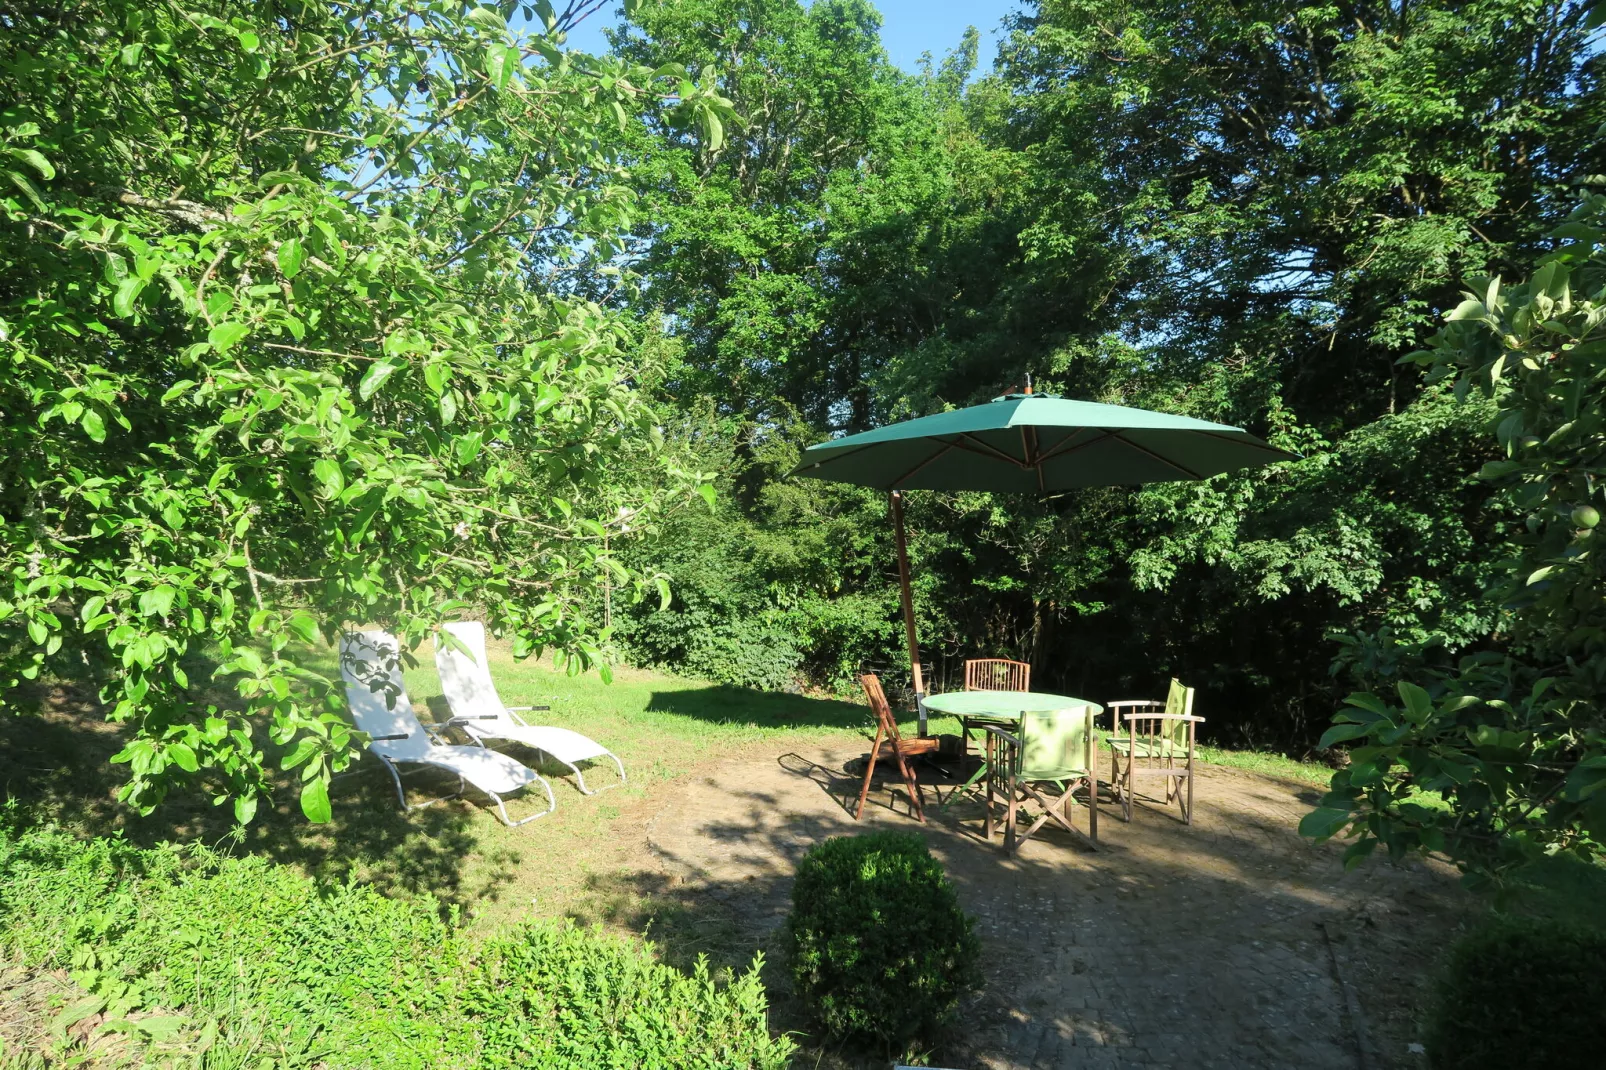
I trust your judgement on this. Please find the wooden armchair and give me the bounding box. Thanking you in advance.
[854,673,942,823]
[981,705,1099,853]
[964,658,1031,692]
[1108,679,1203,824]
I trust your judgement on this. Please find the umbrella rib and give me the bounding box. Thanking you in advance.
[787,440,881,477]
[1035,429,1121,466]
[1113,432,1205,479]
[889,441,956,490]
[1191,429,1296,457]
[955,433,1031,468]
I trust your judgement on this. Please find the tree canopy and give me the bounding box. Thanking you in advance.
[1,0,730,821]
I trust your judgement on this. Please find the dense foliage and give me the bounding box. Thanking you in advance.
[1304,198,1606,880]
[1423,914,1606,1068]
[0,822,793,1068]
[600,0,1603,751]
[0,1,732,820]
[784,831,980,1048]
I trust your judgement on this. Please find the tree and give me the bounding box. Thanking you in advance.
[1303,194,1606,883]
[0,0,731,820]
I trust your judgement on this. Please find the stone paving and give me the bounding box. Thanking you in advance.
[646,744,1467,1069]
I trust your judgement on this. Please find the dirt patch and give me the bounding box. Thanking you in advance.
[642,745,1470,1069]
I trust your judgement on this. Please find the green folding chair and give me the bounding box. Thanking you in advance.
[979,705,1099,853]
[1108,678,1202,824]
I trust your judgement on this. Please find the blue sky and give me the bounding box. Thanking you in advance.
[563,1,1025,74]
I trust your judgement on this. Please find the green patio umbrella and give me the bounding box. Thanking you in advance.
[790,390,1295,732]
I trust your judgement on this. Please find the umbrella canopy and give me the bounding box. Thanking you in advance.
[790,393,1293,492]
[790,392,1295,736]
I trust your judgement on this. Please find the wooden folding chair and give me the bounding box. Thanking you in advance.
[980,705,1099,853]
[964,658,1030,692]
[854,673,942,823]
[1108,679,1203,824]
[959,658,1030,757]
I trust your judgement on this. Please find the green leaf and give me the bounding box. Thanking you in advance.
[279,737,320,771]
[697,483,717,510]
[208,321,250,351]
[13,148,55,180]
[1298,806,1352,841]
[466,7,508,33]
[81,408,106,443]
[1317,722,1372,749]
[359,360,400,401]
[113,277,144,318]
[138,585,176,618]
[277,236,306,278]
[286,610,319,643]
[312,458,344,498]
[168,743,199,773]
[1396,681,1433,723]
[486,44,514,91]
[300,776,332,823]
[454,431,483,466]
[233,792,258,825]
[6,169,45,209]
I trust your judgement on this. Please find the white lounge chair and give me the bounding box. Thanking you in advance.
[433,621,626,795]
[339,630,555,825]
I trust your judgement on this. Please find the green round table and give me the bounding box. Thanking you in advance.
[922,690,1103,720]
[922,691,1104,802]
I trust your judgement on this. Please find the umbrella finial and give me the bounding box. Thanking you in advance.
[1024,372,1033,395]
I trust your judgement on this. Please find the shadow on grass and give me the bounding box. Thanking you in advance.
[0,683,522,914]
[644,683,871,731]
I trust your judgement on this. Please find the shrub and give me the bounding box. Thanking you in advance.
[0,824,793,1069]
[1423,914,1606,1069]
[784,831,979,1048]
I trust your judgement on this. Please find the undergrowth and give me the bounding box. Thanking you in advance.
[0,820,793,1069]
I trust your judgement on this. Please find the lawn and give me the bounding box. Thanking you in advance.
[3,637,1334,945]
[2,641,1350,1067]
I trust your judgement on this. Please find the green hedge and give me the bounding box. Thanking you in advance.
[0,825,793,1069]
[784,831,979,1049]
[1424,914,1606,1069]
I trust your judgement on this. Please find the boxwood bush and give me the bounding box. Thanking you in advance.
[1424,914,1606,1069]
[784,831,979,1048]
[0,824,793,1069]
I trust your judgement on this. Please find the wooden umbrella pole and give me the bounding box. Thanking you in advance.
[890,491,928,735]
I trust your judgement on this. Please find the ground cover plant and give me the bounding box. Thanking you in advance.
[0,821,794,1069]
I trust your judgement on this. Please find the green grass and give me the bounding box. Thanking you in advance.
[1196,745,1334,787]
[5,641,1339,942]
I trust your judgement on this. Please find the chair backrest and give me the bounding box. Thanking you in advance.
[1016,705,1095,779]
[1121,679,1198,756]
[340,630,431,760]
[435,621,514,727]
[965,658,1030,692]
[859,673,902,744]
[1163,678,1195,748]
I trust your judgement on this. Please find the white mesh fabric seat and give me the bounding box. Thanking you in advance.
[340,630,554,824]
[434,621,625,795]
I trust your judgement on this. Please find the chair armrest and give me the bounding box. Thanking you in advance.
[370,732,411,742]
[505,706,550,712]
[1107,699,1162,708]
[1123,713,1205,722]
[979,724,1022,749]
[447,714,500,722]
